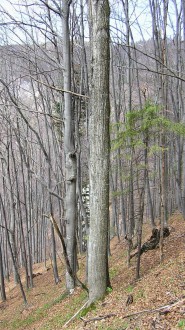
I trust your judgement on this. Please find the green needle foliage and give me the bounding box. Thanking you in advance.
[111,100,185,153]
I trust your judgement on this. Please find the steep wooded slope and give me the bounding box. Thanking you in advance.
[1,212,185,329]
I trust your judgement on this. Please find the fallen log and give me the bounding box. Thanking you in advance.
[131,227,170,259]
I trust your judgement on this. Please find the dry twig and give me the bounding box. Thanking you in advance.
[80,313,116,325]
[80,298,185,325]
[63,301,88,328]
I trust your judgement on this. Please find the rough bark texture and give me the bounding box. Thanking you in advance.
[88,0,110,303]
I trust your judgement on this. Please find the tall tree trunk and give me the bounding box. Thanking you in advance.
[62,0,77,292]
[88,0,111,304]
[160,0,169,262]
[110,46,126,237]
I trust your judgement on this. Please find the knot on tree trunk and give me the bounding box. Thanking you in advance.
[66,152,77,182]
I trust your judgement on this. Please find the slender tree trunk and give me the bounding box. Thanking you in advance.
[146,163,155,228]
[136,135,148,279]
[110,170,119,239]
[11,141,29,289]
[0,194,27,305]
[160,0,169,263]
[62,0,77,292]
[110,47,126,237]
[0,239,6,301]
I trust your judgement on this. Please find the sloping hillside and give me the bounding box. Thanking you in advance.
[1,212,185,330]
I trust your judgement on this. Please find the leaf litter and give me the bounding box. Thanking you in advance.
[1,212,185,329]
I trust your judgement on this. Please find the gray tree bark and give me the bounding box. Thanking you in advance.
[62,0,77,292]
[88,0,111,304]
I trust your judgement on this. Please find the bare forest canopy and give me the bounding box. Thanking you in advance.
[0,0,185,309]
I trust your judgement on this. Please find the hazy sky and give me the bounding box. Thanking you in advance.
[0,0,182,45]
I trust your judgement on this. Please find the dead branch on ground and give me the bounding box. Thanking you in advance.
[80,297,185,325]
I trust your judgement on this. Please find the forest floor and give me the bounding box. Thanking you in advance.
[1,212,185,329]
